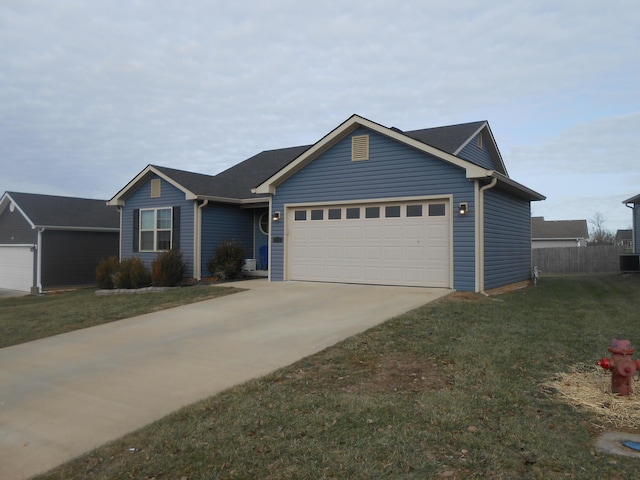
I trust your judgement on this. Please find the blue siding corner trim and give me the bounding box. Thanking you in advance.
[270,127,477,290]
[484,188,532,290]
[121,175,195,277]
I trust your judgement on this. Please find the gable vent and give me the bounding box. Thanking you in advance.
[151,179,161,198]
[352,135,369,161]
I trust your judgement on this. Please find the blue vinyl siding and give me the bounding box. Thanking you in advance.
[200,203,254,276]
[483,188,532,289]
[271,127,477,290]
[121,175,195,277]
[457,134,496,170]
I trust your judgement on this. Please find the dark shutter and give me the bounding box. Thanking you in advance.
[133,209,139,252]
[172,206,180,250]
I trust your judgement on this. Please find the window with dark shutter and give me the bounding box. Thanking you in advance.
[172,206,180,250]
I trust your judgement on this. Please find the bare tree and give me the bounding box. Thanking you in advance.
[588,212,615,245]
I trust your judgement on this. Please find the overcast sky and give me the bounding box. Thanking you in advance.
[1,1,639,234]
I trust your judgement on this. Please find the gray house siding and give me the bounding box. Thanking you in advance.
[41,230,119,287]
[121,175,195,277]
[483,188,532,290]
[457,135,495,170]
[270,127,477,290]
[0,208,36,244]
[200,203,254,276]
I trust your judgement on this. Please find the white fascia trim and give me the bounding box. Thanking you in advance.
[453,122,487,155]
[0,193,36,229]
[453,122,509,177]
[107,165,196,206]
[254,114,492,194]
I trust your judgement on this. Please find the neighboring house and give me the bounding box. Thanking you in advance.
[616,229,633,252]
[0,192,120,293]
[623,194,640,253]
[531,217,589,249]
[110,114,544,293]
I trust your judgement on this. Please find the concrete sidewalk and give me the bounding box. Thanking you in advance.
[0,280,449,480]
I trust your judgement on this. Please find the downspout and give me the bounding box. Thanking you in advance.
[36,228,44,294]
[478,177,498,294]
[625,202,636,253]
[117,206,123,260]
[196,199,209,280]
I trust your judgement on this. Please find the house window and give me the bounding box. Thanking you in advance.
[259,212,269,235]
[140,207,172,251]
[351,135,369,161]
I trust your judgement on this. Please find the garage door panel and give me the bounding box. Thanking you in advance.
[288,200,451,287]
[0,246,34,292]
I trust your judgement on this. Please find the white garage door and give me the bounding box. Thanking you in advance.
[287,200,451,287]
[0,245,34,292]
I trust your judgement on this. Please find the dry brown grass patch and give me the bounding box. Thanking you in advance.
[545,363,640,431]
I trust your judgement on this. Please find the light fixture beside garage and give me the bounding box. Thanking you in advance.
[458,202,468,215]
[272,211,281,222]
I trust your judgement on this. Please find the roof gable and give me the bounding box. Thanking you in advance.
[254,114,492,195]
[531,217,589,239]
[623,193,640,204]
[1,192,119,230]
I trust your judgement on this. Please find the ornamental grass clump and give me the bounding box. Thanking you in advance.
[151,249,187,287]
[207,240,246,280]
[115,257,151,289]
[95,256,120,289]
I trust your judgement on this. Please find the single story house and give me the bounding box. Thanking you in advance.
[0,192,120,293]
[624,194,640,253]
[531,217,589,249]
[109,114,545,293]
[615,229,633,252]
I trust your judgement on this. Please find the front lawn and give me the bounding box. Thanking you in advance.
[35,274,640,479]
[0,285,242,348]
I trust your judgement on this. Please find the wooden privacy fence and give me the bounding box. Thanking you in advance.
[531,245,625,274]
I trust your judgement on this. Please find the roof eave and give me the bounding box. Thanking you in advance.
[623,193,640,204]
[489,172,546,201]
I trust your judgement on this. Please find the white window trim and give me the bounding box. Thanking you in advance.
[140,207,172,252]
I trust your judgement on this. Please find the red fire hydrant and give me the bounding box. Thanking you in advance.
[598,337,640,396]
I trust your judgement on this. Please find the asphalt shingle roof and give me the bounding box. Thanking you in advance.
[403,121,486,155]
[531,217,589,239]
[6,192,119,229]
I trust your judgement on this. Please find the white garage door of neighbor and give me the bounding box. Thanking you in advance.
[288,200,451,287]
[0,245,34,292]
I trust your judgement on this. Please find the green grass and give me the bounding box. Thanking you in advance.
[33,274,640,479]
[0,285,242,348]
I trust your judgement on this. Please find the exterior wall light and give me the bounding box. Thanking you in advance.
[272,211,281,222]
[458,202,468,215]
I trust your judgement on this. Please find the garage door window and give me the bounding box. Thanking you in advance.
[385,205,401,218]
[346,207,360,219]
[429,204,446,216]
[328,208,341,220]
[311,209,324,220]
[406,204,423,217]
[365,206,380,218]
[294,210,307,221]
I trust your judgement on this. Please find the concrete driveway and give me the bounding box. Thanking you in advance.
[0,279,449,480]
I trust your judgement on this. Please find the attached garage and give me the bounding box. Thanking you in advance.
[0,245,34,292]
[287,199,451,287]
